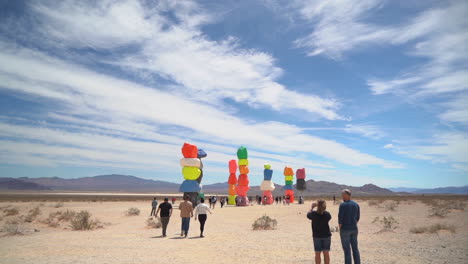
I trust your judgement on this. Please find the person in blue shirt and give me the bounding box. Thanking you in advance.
[338,189,361,264]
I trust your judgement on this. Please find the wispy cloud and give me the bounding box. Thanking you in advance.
[344,124,385,139]
[22,0,344,121]
[0,42,400,171]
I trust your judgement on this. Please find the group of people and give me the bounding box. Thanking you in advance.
[149,190,361,264]
[151,195,212,238]
[307,189,360,264]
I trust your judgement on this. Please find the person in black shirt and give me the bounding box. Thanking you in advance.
[307,200,332,264]
[156,197,173,237]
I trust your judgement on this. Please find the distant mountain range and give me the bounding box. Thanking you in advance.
[389,186,468,194]
[0,174,465,195]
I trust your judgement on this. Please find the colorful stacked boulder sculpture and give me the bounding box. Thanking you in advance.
[236,146,250,206]
[260,164,275,205]
[227,159,238,205]
[284,166,295,203]
[296,168,307,203]
[179,143,206,206]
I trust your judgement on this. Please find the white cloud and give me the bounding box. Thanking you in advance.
[293,0,389,58]
[438,94,468,125]
[390,132,468,164]
[344,124,385,139]
[24,0,344,121]
[383,144,393,149]
[0,43,400,170]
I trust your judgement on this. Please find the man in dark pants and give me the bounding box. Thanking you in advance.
[156,197,172,237]
[338,189,361,264]
[150,198,158,216]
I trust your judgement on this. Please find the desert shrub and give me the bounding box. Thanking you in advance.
[252,215,277,230]
[429,207,449,218]
[125,207,140,216]
[368,200,379,207]
[70,211,100,230]
[446,201,465,211]
[146,217,162,228]
[53,202,64,208]
[24,207,42,223]
[57,210,76,221]
[384,201,398,211]
[2,218,23,235]
[3,207,19,216]
[410,223,456,234]
[373,216,398,232]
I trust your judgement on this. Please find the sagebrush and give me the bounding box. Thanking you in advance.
[125,207,140,216]
[70,211,100,230]
[410,223,456,234]
[146,217,162,228]
[252,215,277,230]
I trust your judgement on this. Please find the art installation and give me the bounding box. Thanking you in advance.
[227,159,238,205]
[260,164,275,204]
[236,146,250,206]
[296,168,306,204]
[179,143,206,207]
[283,166,295,203]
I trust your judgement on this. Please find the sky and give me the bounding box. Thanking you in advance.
[0,0,467,188]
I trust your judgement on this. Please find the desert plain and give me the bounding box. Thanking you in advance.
[0,194,467,264]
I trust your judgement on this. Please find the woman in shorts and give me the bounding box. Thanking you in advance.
[307,200,332,264]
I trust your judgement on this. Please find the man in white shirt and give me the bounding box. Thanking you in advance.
[195,197,212,237]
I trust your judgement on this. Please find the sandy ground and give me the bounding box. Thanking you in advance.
[0,198,467,264]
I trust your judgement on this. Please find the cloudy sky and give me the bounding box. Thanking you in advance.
[0,0,466,188]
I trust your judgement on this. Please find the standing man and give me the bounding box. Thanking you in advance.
[333,195,336,205]
[179,195,193,238]
[338,189,361,264]
[156,197,172,237]
[150,198,158,216]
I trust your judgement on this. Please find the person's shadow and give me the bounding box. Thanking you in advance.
[150,235,164,238]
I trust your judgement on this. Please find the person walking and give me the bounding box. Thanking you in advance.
[179,195,193,238]
[150,198,158,216]
[156,197,173,237]
[307,200,332,264]
[333,195,336,205]
[338,189,361,264]
[172,197,176,205]
[220,197,225,208]
[212,196,217,209]
[194,198,212,237]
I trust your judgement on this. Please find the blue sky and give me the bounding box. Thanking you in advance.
[0,0,467,188]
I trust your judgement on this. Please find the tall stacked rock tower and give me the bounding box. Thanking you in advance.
[295,168,307,202]
[283,166,295,203]
[179,143,206,206]
[235,146,250,206]
[227,159,238,205]
[260,164,275,205]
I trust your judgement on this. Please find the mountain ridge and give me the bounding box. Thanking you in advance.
[1,174,462,195]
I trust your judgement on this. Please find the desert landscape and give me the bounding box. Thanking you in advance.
[0,195,467,264]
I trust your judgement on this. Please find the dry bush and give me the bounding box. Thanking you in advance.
[410,223,456,234]
[53,202,64,208]
[125,207,140,216]
[70,211,100,230]
[368,200,379,207]
[252,215,277,230]
[446,201,465,211]
[429,207,449,218]
[373,216,398,232]
[24,207,42,223]
[3,207,19,216]
[2,218,23,235]
[384,201,398,211]
[146,217,162,228]
[57,210,76,221]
